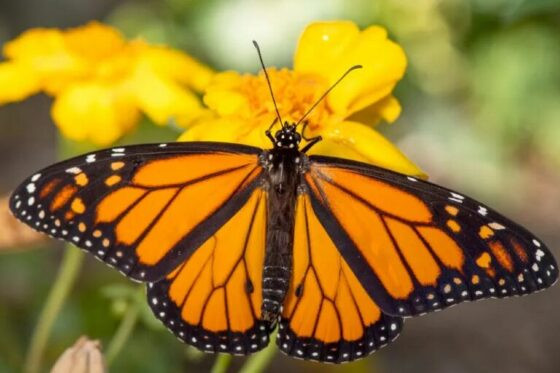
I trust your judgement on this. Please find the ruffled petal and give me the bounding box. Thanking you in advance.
[202,71,252,116]
[3,28,87,94]
[347,94,402,127]
[3,28,66,60]
[374,95,402,123]
[138,46,214,92]
[178,118,247,142]
[0,62,41,104]
[51,83,139,146]
[178,116,272,149]
[294,21,359,79]
[307,120,426,178]
[62,21,126,61]
[128,63,207,127]
[294,22,406,118]
[203,89,250,118]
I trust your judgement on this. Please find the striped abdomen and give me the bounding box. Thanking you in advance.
[261,228,293,321]
[261,149,299,321]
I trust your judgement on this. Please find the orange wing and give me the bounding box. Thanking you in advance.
[147,188,273,354]
[277,193,403,363]
[305,156,558,317]
[10,142,263,282]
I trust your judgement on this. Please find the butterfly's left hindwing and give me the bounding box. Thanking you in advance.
[147,187,273,354]
[305,155,558,317]
[9,142,263,282]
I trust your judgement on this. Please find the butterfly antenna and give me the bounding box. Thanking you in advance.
[253,40,284,127]
[295,65,362,127]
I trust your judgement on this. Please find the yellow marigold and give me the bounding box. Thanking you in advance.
[179,21,424,177]
[0,22,213,145]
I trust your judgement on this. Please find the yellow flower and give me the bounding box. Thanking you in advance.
[180,21,424,177]
[0,22,213,145]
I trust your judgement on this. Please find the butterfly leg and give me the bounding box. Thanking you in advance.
[265,118,279,145]
[300,121,322,153]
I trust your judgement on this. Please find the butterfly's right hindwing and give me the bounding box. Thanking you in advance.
[277,193,403,363]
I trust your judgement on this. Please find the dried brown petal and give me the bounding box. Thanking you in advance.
[0,195,45,251]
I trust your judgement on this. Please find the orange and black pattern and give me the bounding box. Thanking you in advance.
[9,142,263,282]
[147,189,275,354]
[305,155,558,317]
[9,141,558,364]
[277,194,402,363]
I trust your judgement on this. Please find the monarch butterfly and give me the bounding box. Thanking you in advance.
[9,42,557,364]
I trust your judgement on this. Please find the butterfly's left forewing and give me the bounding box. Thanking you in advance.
[10,142,264,282]
[305,155,558,317]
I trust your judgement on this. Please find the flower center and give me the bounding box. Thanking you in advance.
[240,68,331,128]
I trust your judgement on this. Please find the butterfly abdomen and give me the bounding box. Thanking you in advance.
[262,248,291,321]
[261,149,300,321]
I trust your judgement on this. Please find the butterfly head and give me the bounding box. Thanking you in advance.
[274,123,302,149]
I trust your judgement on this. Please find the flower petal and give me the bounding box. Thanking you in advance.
[3,28,65,60]
[307,120,426,178]
[51,83,139,146]
[0,62,41,104]
[62,21,126,61]
[178,118,246,142]
[128,63,206,127]
[138,46,214,92]
[294,21,359,79]
[374,95,402,123]
[178,117,271,149]
[294,22,406,118]
[347,94,402,127]
[202,71,253,116]
[3,28,87,94]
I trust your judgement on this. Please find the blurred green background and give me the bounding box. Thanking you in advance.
[1,0,560,372]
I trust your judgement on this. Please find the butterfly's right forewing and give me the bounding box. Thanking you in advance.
[303,155,558,317]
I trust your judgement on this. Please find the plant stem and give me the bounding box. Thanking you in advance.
[210,354,232,373]
[24,245,84,373]
[105,287,143,365]
[239,333,277,373]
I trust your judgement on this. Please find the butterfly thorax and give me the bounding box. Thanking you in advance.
[260,142,305,322]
